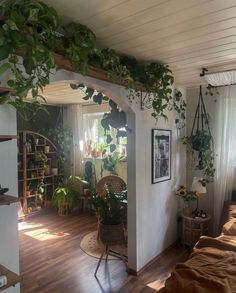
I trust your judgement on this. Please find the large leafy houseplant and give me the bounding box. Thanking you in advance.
[53,175,84,215]
[91,191,123,225]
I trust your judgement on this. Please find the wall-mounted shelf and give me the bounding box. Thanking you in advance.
[0,135,17,142]
[0,195,18,206]
[0,264,21,291]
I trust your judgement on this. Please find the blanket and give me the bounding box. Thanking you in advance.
[158,236,236,293]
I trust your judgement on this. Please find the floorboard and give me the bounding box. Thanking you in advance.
[19,212,189,293]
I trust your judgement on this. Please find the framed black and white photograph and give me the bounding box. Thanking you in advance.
[152,129,171,184]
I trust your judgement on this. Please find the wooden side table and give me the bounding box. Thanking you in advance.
[182,214,211,248]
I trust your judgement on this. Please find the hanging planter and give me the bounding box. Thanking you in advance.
[184,85,215,185]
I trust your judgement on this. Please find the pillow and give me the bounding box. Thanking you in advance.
[222,218,236,235]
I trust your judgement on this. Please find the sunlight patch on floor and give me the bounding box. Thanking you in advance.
[18,222,43,231]
[24,228,70,241]
[147,278,166,290]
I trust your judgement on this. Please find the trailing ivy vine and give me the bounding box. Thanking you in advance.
[0,0,186,127]
[70,83,127,154]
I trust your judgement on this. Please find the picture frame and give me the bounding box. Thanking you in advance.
[152,129,171,184]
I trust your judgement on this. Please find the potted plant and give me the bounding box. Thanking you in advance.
[36,151,48,176]
[91,190,125,244]
[53,176,83,215]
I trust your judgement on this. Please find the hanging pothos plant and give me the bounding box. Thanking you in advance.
[70,83,127,154]
[183,86,215,186]
[0,0,186,128]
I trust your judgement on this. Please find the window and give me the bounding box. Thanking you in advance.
[82,112,127,158]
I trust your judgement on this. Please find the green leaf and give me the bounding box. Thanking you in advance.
[7,80,15,87]
[101,118,110,131]
[6,19,18,31]
[27,8,40,22]
[106,134,113,144]
[0,32,5,46]
[0,45,10,61]
[0,63,11,76]
[110,144,116,153]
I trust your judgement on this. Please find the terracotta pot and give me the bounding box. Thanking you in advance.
[99,223,124,245]
[26,190,31,197]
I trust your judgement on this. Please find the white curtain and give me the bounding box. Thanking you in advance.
[213,85,236,233]
[63,104,84,176]
[82,112,104,146]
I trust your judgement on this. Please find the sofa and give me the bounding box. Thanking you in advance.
[158,203,236,293]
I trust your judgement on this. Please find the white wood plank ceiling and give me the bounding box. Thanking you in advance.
[42,0,236,88]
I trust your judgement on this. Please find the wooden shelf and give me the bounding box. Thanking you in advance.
[18,175,55,182]
[18,131,59,216]
[0,195,18,206]
[0,135,17,142]
[0,265,20,291]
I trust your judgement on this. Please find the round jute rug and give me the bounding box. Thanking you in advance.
[80,231,126,260]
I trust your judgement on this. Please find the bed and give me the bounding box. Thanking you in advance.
[158,203,236,293]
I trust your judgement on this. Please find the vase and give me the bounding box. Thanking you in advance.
[183,201,192,216]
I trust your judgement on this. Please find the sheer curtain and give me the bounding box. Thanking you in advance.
[213,85,236,233]
[63,104,84,176]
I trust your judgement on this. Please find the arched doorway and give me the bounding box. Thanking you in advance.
[49,69,137,271]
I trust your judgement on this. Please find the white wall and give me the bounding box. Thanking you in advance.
[0,105,19,293]
[50,71,186,271]
[135,87,186,269]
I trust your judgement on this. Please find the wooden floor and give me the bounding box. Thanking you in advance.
[19,212,189,293]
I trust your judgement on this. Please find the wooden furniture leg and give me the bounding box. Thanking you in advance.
[94,249,105,277]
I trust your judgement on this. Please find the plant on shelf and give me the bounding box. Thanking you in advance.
[0,0,185,127]
[36,150,48,176]
[39,124,72,175]
[37,178,45,197]
[53,175,82,215]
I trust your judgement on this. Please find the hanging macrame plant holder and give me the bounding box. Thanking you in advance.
[190,85,212,169]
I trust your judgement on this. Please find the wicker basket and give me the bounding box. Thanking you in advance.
[99,223,124,245]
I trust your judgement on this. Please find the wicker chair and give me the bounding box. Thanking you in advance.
[94,175,127,276]
[96,175,126,197]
